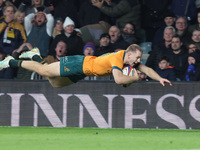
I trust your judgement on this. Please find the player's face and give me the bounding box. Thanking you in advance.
[128,50,142,67]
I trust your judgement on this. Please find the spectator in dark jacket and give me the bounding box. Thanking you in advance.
[167,35,189,81]
[156,56,176,81]
[185,51,200,81]
[175,17,192,46]
[146,26,176,70]
[170,0,197,24]
[49,16,84,56]
[108,25,129,51]
[92,0,141,39]
[121,23,138,45]
[152,11,176,48]
[95,33,113,56]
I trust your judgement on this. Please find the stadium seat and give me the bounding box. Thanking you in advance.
[141,54,149,64]
[139,42,152,54]
[30,72,45,80]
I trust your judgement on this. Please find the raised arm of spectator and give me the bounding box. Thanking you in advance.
[46,13,54,37]
[24,13,34,36]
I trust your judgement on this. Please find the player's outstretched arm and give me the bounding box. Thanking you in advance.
[112,68,139,85]
[137,63,172,86]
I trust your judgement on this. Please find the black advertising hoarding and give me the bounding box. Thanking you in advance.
[0,80,200,129]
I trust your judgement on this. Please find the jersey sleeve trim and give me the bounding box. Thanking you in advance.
[123,51,126,61]
[112,66,122,72]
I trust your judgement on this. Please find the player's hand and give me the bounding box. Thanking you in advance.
[133,68,139,81]
[160,78,172,86]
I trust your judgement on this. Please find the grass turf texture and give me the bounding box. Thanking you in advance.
[0,127,199,150]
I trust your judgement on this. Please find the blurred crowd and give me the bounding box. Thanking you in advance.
[1,0,200,82]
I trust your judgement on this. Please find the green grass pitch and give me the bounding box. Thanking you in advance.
[0,127,199,150]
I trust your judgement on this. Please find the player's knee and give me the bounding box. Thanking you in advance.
[48,78,63,88]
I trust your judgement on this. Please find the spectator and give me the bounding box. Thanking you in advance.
[188,10,200,33]
[137,70,148,81]
[0,47,15,79]
[24,11,54,57]
[92,0,141,40]
[18,0,50,15]
[168,35,189,81]
[121,23,138,45]
[185,51,200,81]
[44,40,67,64]
[152,12,176,48]
[0,5,27,56]
[187,43,198,54]
[175,16,192,46]
[108,25,129,51]
[52,17,63,39]
[191,29,200,48]
[156,56,176,81]
[50,16,84,56]
[170,0,197,25]
[83,42,95,56]
[15,10,25,25]
[146,26,176,70]
[95,33,112,56]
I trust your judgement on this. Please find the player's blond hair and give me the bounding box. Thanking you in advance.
[126,44,143,53]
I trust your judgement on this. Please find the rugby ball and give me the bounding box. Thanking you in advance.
[122,66,134,87]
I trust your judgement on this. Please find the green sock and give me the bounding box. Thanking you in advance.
[9,59,23,68]
[32,55,46,64]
